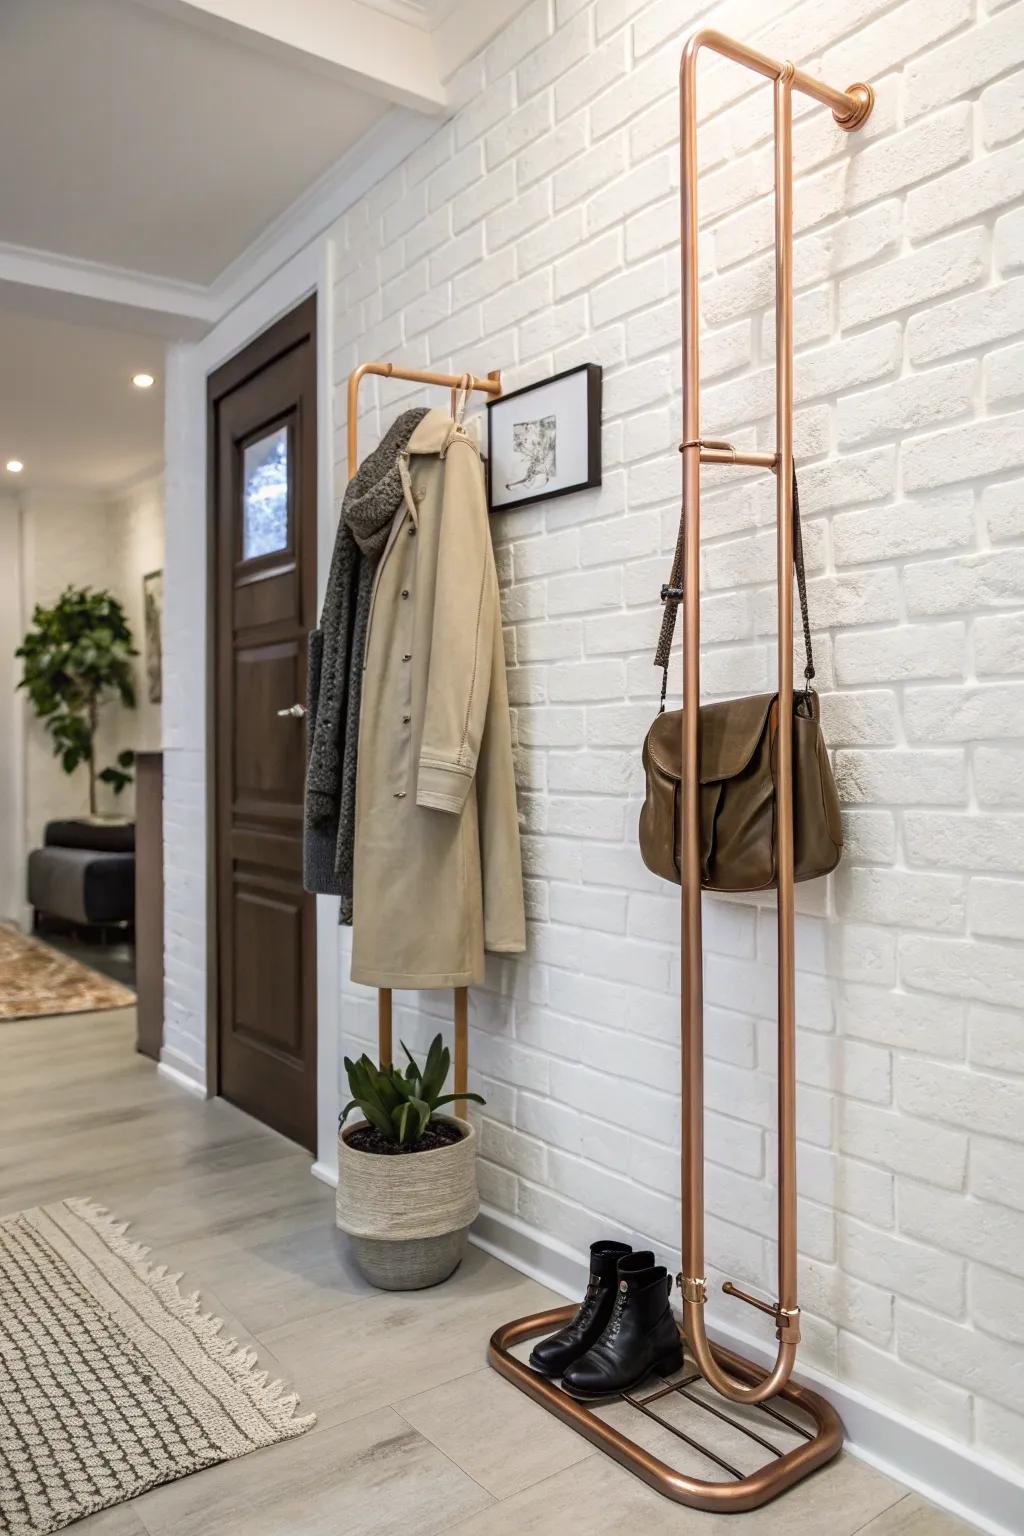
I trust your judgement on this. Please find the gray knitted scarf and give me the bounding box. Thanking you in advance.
[305,407,428,919]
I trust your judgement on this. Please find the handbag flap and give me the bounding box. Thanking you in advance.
[647,693,776,785]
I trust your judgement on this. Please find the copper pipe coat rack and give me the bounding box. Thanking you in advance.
[346,361,502,1096]
[489,31,873,1511]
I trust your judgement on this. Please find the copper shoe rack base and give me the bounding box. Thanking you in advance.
[488,1305,842,1513]
[487,27,872,1513]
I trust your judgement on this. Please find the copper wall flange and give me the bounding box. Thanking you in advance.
[834,81,874,129]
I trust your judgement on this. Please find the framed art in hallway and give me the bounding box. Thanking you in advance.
[142,568,163,704]
[487,363,602,512]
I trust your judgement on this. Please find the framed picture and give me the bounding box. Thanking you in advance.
[486,363,602,512]
[142,569,163,705]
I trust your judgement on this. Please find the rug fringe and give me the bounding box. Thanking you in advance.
[64,1197,316,1437]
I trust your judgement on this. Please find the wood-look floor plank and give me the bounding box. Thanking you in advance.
[1,1009,960,1536]
[129,1406,495,1536]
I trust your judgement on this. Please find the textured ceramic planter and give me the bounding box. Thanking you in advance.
[336,1116,479,1290]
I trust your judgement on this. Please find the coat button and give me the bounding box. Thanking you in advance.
[402,714,411,724]
[402,652,412,662]
[408,525,416,537]
[394,791,407,799]
[401,589,410,599]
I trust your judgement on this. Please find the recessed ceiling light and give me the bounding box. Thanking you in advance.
[6,460,23,473]
[132,372,155,389]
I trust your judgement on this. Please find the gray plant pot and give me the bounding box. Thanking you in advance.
[336,1116,479,1291]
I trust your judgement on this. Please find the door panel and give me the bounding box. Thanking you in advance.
[233,641,304,801]
[210,296,317,1151]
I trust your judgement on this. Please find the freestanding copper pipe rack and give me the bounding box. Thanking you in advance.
[489,31,873,1511]
[346,361,502,1095]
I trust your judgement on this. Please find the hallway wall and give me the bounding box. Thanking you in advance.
[19,479,165,851]
[328,0,1024,1489]
[0,496,26,924]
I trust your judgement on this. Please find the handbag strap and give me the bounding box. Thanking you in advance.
[654,465,815,712]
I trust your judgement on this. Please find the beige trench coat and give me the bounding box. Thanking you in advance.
[351,409,526,988]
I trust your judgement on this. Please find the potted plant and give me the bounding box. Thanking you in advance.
[337,1033,484,1290]
[16,586,137,820]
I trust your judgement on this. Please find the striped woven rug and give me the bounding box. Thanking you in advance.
[0,1198,315,1534]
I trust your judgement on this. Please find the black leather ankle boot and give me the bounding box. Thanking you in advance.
[560,1257,683,1399]
[529,1242,641,1377]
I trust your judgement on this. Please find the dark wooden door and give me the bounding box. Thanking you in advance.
[210,297,317,1151]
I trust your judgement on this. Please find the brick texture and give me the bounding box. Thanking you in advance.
[325,0,1022,1475]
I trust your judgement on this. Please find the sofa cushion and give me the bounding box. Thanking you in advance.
[28,847,136,926]
[44,819,135,853]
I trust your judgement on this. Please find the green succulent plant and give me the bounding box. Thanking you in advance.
[341,1033,485,1148]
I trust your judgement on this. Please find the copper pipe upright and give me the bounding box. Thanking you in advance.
[679,28,704,1304]
[676,33,872,1405]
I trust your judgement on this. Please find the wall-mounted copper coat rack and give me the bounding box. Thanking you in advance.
[489,29,873,1511]
[346,361,502,1095]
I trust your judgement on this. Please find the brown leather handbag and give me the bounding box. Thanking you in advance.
[639,471,843,893]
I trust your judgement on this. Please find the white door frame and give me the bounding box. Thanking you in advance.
[161,235,340,1172]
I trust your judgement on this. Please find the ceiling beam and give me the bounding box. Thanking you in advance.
[145,0,450,113]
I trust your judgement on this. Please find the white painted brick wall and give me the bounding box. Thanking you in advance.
[329,0,1024,1474]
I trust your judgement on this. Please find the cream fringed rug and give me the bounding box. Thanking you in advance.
[0,926,135,1021]
[0,1199,315,1534]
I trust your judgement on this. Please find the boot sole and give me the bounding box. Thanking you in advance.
[560,1345,684,1401]
[527,1355,561,1377]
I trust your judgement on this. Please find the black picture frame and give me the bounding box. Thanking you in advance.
[486,363,602,512]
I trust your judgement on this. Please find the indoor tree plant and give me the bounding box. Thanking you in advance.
[16,586,137,819]
[337,1033,484,1290]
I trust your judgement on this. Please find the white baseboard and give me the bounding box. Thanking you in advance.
[468,1203,1023,1536]
[157,1055,207,1099]
[311,1159,339,1189]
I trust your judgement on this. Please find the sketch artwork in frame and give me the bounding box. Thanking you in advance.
[142,569,163,705]
[487,364,602,512]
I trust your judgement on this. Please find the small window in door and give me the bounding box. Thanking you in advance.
[241,424,290,560]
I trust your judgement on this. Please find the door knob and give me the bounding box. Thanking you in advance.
[277,703,306,718]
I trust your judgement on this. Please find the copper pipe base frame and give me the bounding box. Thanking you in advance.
[488,1305,842,1512]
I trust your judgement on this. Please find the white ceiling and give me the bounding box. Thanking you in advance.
[0,0,528,494]
[0,0,389,284]
[0,308,164,493]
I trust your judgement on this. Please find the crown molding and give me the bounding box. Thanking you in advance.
[0,102,432,343]
[357,0,432,24]
[361,0,464,23]
[0,242,217,338]
[208,105,437,319]
[4,0,528,340]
